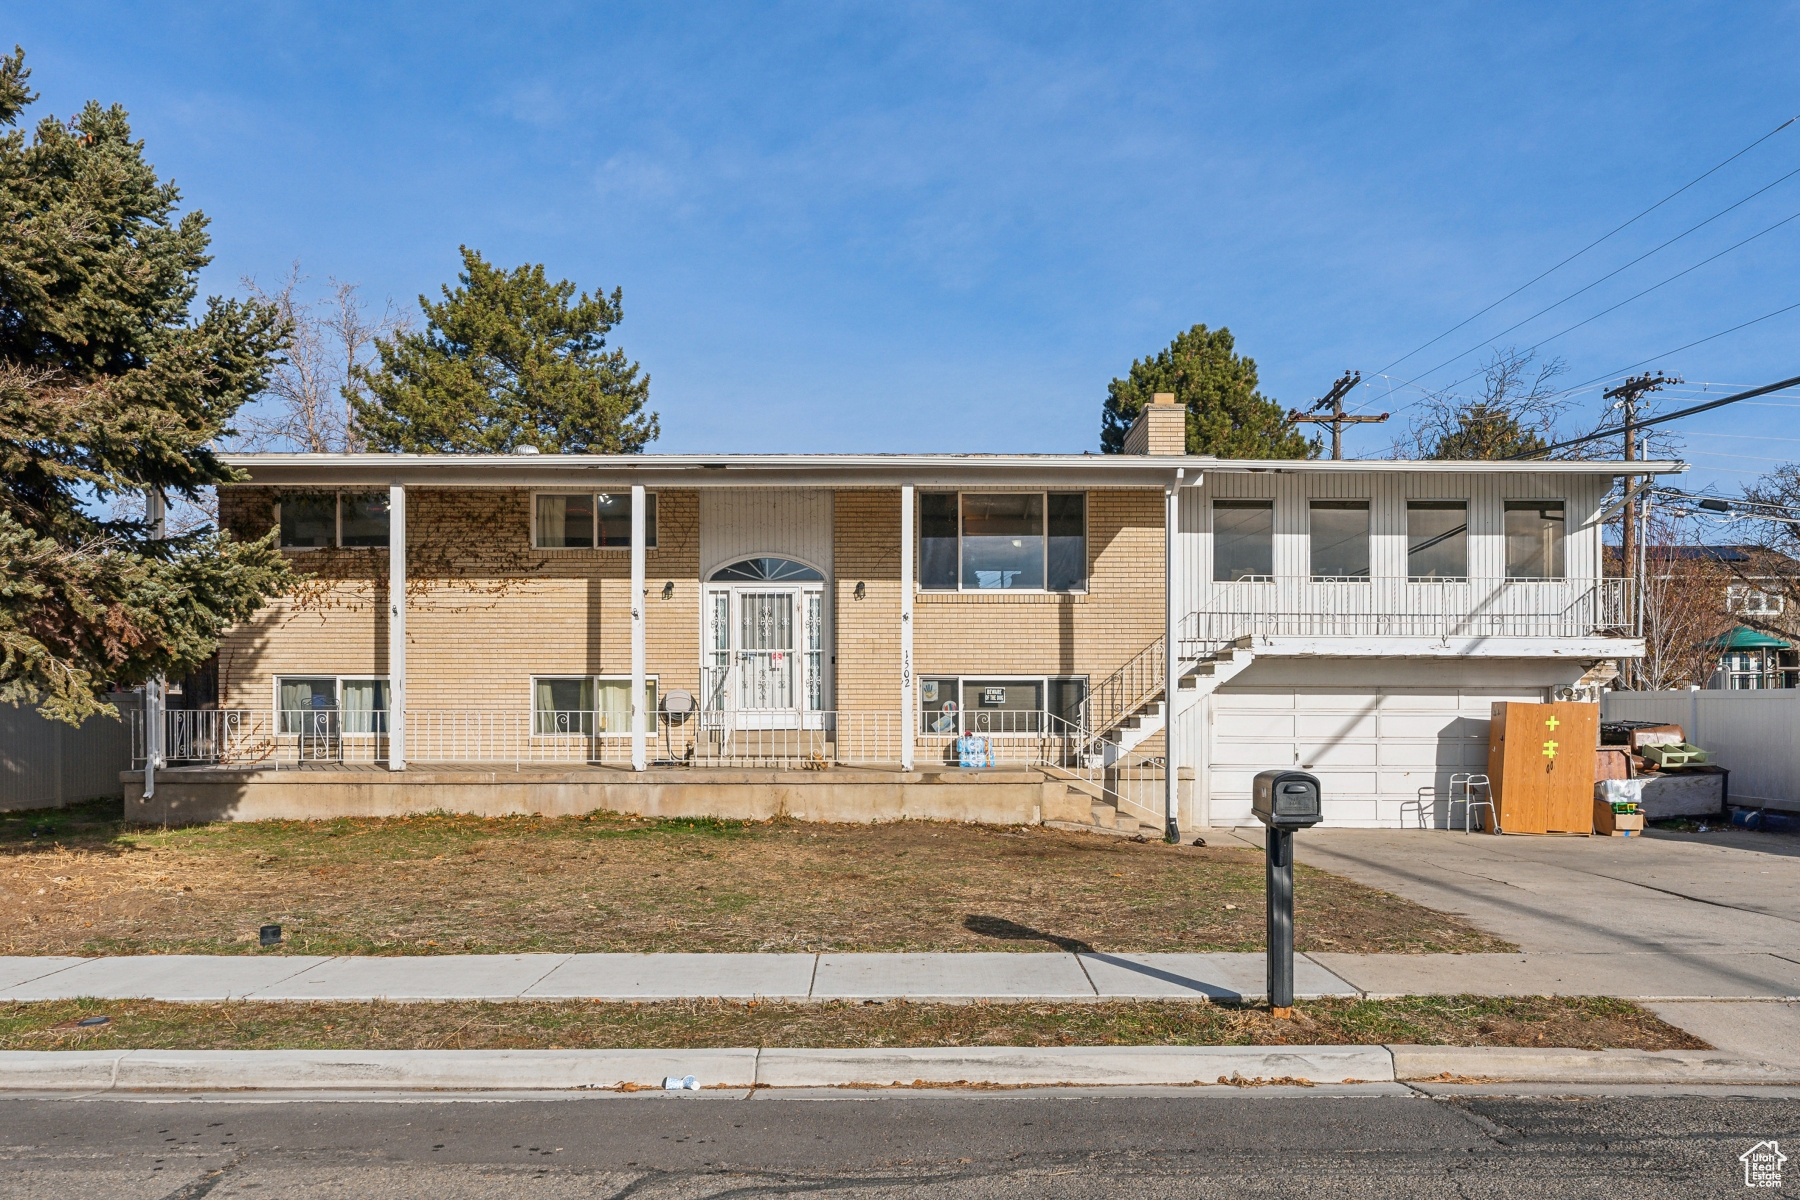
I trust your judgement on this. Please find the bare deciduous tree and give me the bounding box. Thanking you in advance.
[1634,509,1738,690]
[1725,463,1800,641]
[235,264,407,452]
[1396,347,1567,460]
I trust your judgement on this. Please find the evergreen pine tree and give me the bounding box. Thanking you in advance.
[352,248,656,453]
[0,47,294,722]
[1101,324,1316,458]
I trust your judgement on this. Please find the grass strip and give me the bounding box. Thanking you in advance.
[0,996,1703,1053]
[2,801,1511,957]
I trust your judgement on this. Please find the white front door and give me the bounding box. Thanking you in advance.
[706,582,825,729]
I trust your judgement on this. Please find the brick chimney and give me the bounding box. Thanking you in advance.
[1122,392,1186,455]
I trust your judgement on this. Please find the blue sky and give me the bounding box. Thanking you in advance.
[13,2,1800,494]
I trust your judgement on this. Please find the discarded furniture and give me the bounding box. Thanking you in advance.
[1487,701,1599,835]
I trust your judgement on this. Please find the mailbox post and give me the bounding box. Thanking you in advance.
[1252,770,1323,1017]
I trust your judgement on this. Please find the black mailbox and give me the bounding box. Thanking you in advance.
[1253,770,1323,829]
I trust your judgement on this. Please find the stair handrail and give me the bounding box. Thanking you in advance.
[1080,633,1165,755]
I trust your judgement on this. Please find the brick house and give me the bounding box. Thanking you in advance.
[131,397,1682,832]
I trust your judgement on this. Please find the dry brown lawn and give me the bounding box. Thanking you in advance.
[1,801,1512,956]
[0,995,1698,1053]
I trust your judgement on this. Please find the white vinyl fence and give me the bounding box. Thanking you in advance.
[1602,689,1800,811]
[1,695,138,811]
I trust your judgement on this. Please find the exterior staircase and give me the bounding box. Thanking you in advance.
[1042,629,1257,834]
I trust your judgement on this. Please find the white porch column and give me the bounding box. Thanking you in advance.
[388,484,406,771]
[143,489,167,799]
[900,485,915,772]
[1163,469,1182,842]
[631,483,647,772]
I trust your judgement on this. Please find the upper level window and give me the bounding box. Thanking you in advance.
[1504,500,1564,579]
[535,492,657,549]
[277,492,389,549]
[1309,500,1369,580]
[918,492,1086,593]
[1213,500,1273,581]
[1728,585,1785,615]
[1407,501,1468,580]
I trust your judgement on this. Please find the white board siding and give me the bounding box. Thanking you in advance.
[1180,470,1612,597]
[699,489,835,580]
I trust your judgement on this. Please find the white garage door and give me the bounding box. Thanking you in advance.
[1209,685,1546,827]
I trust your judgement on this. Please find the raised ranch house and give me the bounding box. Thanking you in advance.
[129,397,1684,833]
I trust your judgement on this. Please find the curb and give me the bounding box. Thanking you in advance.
[1,1044,1792,1092]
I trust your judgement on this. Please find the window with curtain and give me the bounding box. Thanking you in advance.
[1309,501,1370,580]
[534,493,657,548]
[1504,501,1565,579]
[533,676,658,734]
[339,679,390,733]
[535,495,594,548]
[1213,500,1274,581]
[277,677,337,734]
[1406,501,1467,580]
[534,677,594,734]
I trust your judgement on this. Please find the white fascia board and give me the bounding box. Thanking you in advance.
[218,452,1687,490]
[1240,636,1645,659]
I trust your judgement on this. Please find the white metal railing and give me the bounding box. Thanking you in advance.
[1080,635,1165,757]
[1179,577,1632,656]
[133,709,920,771]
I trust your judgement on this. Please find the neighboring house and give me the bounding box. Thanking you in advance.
[129,397,1679,831]
[1649,544,1800,689]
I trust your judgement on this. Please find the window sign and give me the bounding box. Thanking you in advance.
[917,676,1085,735]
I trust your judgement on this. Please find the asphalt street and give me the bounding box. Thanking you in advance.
[2,1089,1796,1199]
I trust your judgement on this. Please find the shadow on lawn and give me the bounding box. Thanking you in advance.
[963,914,1093,953]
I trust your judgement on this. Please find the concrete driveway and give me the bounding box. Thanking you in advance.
[1224,825,1800,1053]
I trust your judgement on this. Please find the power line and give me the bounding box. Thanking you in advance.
[1371,115,1799,380]
[1422,206,1800,400]
[1395,163,1800,390]
[1548,300,1800,398]
[1507,373,1800,458]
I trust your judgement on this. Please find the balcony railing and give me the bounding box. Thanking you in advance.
[133,709,1097,772]
[1179,577,1632,656]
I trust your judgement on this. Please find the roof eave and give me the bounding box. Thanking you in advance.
[216,452,1690,489]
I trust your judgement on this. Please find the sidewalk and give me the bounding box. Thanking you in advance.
[6,948,1800,1003]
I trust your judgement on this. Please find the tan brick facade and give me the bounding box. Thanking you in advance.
[218,484,1167,723]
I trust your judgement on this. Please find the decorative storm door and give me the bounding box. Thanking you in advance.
[704,557,827,730]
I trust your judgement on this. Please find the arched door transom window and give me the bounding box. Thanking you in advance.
[708,557,824,582]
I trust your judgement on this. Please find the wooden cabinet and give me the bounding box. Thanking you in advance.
[1486,701,1598,834]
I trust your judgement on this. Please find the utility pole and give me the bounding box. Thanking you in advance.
[1288,371,1384,459]
[1602,372,1678,687]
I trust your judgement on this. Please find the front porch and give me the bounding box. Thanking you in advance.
[125,707,1172,834]
[121,760,1150,832]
